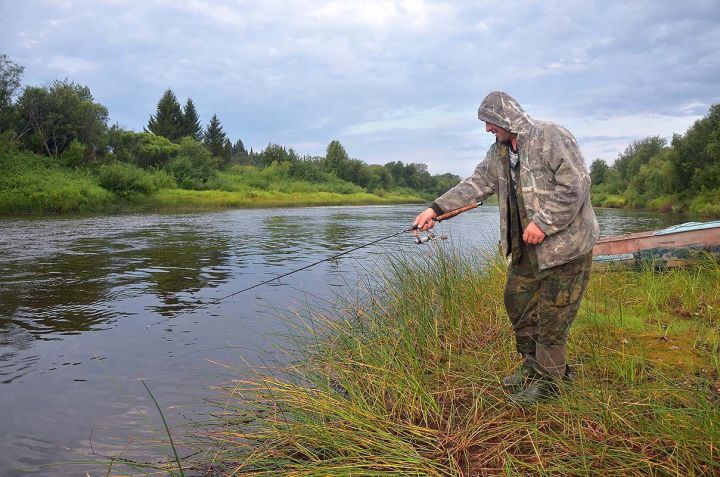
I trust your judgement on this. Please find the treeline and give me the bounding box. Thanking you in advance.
[0,53,459,204]
[590,104,720,216]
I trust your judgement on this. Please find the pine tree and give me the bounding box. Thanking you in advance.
[230,138,249,165]
[232,138,247,156]
[181,98,202,140]
[203,114,227,158]
[146,89,183,141]
[222,138,233,166]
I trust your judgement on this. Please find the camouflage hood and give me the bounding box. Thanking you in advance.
[477,91,532,134]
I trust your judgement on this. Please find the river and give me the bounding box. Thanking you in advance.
[0,205,684,475]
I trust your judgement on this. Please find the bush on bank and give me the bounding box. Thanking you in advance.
[0,141,113,214]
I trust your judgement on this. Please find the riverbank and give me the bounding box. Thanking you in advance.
[184,248,719,476]
[0,146,424,215]
[591,190,720,217]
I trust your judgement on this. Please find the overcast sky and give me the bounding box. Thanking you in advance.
[2,0,719,176]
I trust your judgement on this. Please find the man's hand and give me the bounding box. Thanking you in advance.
[413,208,438,233]
[523,221,546,244]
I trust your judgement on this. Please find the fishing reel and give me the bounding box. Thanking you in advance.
[414,230,448,245]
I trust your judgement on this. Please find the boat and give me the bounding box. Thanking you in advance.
[592,221,720,268]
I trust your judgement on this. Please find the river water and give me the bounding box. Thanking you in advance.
[0,205,684,475]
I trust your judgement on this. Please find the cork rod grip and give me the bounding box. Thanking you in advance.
[435,202,481,223]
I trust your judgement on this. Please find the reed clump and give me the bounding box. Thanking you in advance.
[193,247,720,476]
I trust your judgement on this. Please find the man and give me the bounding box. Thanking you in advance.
[413,91,599,405]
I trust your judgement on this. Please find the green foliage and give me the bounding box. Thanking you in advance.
[673,104,720,192]
[180,97,202,140]
[146,89,184,142]
[591,105,720,215]
[0,140,113,214]
[98,161,168,197]
[16,80,108,157]
[109,130,179,168]
[59,139,86,168]
[0,54,23,109]
[590,158,609,185]
[166,137,219,189]
[614,136,668,183]
[324,139,349,176]
[221,164,365,195]
[258,142,291,167]
[202,113,229,162]
[0,54,24,132]
[231,138,249,165]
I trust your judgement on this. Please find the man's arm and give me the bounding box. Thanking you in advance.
[531,129,590,237]
[433,149,498,213]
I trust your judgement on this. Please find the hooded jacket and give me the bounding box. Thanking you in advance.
[434,91,599,270]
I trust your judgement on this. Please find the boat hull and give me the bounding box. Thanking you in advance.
[593,221,720,268]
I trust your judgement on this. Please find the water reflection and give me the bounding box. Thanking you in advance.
[139,229,231,314]
[260,215,311,264]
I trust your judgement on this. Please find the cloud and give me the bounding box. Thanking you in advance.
[1,0,718,176]
[343,106,467,135]
[47,55,98,74]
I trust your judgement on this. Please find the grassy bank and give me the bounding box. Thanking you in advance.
[178,248,720,476]
[131,188,422,211]
[0,146,424,215]
[590,186,720,217]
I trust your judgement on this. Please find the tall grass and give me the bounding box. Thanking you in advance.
[132,189,422,211]
[186,247,719,476]
[0,143,424,214]
[0,145,114,214]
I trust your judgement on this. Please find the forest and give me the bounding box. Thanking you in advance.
[590,105,720,216]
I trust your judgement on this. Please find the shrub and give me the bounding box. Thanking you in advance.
[0,142,113,213]
[133,132,179,168]
[98,162,159,197]
[59,139,86,168]
[602,194,626,208]
[166,138,219,189]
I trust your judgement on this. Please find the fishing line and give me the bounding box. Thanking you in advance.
[146,202,481,328]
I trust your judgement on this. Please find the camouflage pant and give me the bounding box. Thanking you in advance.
[504,247,593,378]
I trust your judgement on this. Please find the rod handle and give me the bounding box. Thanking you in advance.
[436,202,481,223]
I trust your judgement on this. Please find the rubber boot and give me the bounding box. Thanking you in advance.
[507,364,575,407]
[501,359,537,391]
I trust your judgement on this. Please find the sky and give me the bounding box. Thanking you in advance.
[1,0,719,176]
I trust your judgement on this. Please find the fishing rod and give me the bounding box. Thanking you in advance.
[147,202,481,326]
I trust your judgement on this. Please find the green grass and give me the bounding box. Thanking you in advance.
[132,188,422,211]
[0,146,114,214]
[0,146,425,214]
[179,248,719,476]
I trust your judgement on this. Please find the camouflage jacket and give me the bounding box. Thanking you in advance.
[434,91,600,270]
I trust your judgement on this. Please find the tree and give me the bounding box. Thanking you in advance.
[203,114,228,158]
[590,159,609,185]
[16,80,108,157]
[222,138,233,165]
[260,143,291,167]
[614,136,667,183]
[107,128,179,168]
[0,54,24,132]
[325,140,349,176]
[181,98,202,140]
[146,89,184,142]
[672,104,720,191]
[231,138,249,164]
